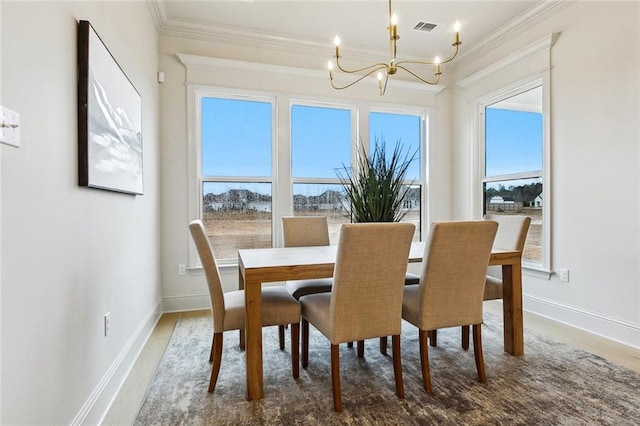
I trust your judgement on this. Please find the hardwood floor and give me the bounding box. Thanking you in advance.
[101,302,640,425]
[101,310,209,425]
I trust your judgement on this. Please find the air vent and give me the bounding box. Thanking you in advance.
[413,21,437,32]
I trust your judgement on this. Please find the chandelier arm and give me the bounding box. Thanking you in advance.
[438,44,461,65]
[394,59,438,67]
[380,73,390,96]
[335,56,389,75]
[330,66,388,90]
[396,65,441,85]
[393,44,460,68]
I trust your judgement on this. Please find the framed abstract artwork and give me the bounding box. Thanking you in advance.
[77,20,143,195]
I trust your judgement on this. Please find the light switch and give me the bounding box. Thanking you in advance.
[0,105,20,148]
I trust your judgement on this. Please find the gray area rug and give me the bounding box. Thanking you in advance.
[135,313,640,425]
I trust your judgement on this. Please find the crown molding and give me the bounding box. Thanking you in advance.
[152,0,571,92]
[149,1,447,67]
[456,33,559,89]
[150,0,375,60]
[452,0,574,72]
[151,0,573,64]
[177,54,445,95]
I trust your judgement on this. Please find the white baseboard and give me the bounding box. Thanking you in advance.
[162,293,210,312]
[72,302,162,426]
[524,294,640,350]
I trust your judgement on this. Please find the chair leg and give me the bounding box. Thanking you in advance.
[239,329,245,350]
[208,332,224,393]
[419,329,433,394]
[302,319,309,369]
[357,340,364,358]
[209,334,215,363]
[331,344,342,412]
[291,323,300,379]
[279,325,285,350]
[462,325,470,350]
[429,329,437,347]
[380,336,388,355]
[392,335,404,399]
[472,324,487,383]
[347,341,353,348]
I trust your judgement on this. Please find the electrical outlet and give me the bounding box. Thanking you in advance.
[178,264,186,275]
[104,312,111,337]
[558,268,570,282]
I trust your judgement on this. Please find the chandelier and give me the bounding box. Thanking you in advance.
[328,0,461,96]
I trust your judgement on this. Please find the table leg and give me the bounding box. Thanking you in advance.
[244,273,264,400]
[501,262,524,355]
[238,268,245,350]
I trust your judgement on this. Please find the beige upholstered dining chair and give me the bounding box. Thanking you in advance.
[281,216,333,300]
[189,220,301,393]
[299,222,415,412]
[402,220,498,394]
[278,216,334,348]
[457,214,532,349]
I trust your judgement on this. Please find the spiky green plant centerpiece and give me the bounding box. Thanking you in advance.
[336,138,417,223]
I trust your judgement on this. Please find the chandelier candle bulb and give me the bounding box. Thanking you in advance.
[454,21,461,45]
[390,13,398,38]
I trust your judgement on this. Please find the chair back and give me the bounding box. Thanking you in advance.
[189,220,226,333]
[484,214,531,279]
[418,221,498,330]
[484,214,531,251]
[329,222,415,344]
[282,216,330,247]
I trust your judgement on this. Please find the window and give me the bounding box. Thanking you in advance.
[200,96,274,261]
[190,88,431,265]
[369,111,424,241]
[290,103,353,244]
[481,85,545,267]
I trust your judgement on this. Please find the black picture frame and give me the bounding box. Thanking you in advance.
[78,20,143,195]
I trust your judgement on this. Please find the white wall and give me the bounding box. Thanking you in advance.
[1,2,161,424]
[452,1,640,347]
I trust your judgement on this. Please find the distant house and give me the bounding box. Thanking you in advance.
[534,193,543,208]
[207,201,224,211]
[489,196,514,204]
[403,198,419,210]
[487,195,522,212]
[248,201,271,212]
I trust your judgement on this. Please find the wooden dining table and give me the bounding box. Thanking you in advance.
[238,241,523,401]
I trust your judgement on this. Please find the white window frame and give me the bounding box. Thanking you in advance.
[187,88,432,268]
[187,85,278,266]
[288,99,357,197]
[477,76,552,276]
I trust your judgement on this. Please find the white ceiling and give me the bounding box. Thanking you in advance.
[151,0,546,65]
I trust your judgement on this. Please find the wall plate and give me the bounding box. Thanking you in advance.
[0,105,20,148]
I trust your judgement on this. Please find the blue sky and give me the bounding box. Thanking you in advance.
[201,98,542,193]
[201,97,272,177]
[291,105,351,178]
[485,107,542,177]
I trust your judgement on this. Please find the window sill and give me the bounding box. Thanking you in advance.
[523,265,553,280]
[187,263,238,273]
